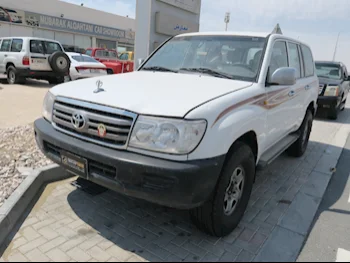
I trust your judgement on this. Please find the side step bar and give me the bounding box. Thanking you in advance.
[257,133,300,170]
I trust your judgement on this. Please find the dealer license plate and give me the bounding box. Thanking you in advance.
[90,69,102,73]
[61,151,87,176]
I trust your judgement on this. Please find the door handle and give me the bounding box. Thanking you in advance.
[289,90,295,97]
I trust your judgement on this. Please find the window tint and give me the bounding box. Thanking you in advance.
[288,43,301,79]
[85,50,92,56]
[0,39,11,52]
[269,41,288,80]
[11,39,23,52]
[120,53,129,60]
[30,40,44,53]
[301,45,314,77]
[43,41,62,54]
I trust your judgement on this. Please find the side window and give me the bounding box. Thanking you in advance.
[30,40,44,54]
[0,39,12,52]
[301,45,314,77]
[342,66,348,79]
[268,41,288,80]
[11,39,23,52]
[288,42,301,79]
[120,53,128,60]
[85,50,92,56]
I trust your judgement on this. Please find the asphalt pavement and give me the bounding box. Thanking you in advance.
[298,133,350,262]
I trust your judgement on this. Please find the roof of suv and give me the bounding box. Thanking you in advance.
[177,31,271,38]
[0,37,61,43]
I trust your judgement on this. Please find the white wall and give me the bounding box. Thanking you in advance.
[0,0,136,31]
[134,0,201,69]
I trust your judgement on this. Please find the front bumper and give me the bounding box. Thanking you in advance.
[317,96,340,109]
[34,118,225,209]
[17,68,67,78]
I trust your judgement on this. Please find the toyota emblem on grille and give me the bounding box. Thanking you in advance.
[71,112,86,130]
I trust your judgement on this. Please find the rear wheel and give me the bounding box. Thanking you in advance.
[6,66,25,85]
[190,141,255,237]
[288,110,313,157]
[328,106,339,120]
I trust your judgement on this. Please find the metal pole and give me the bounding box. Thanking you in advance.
[333,32,340,61]
[225,23,228,31]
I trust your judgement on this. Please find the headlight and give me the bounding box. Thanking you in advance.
[129,116,207,154]
[42,91,55,122]
[324,86,339,97]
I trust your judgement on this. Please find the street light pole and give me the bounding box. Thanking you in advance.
[333,32,341,61]
[224,12,230,31]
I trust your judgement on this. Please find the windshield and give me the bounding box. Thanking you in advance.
[71,55,99,63]
[141,35,266,81]
[315,63,341,80]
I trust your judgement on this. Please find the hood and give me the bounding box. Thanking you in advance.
[318,77,342,86]
[50,71,253,117]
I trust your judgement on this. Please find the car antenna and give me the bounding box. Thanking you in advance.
[272,23,283,35]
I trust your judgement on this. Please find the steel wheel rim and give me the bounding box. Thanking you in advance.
[56,57,68,70]
[9,71,15,82]
[224,166,245,216]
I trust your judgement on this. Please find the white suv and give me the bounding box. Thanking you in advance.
[0,37,70,84]
[34,29,318,237]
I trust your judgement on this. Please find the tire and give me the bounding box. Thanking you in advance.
[48,51,70,74]
[328,106,338,120]
[190,141,255,237]
[6,66,25,85]
[48,77,64,85]
[288,110,313,157]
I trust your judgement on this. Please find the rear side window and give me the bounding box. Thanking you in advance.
[301,45,314,77]
[11,39,23,52]
[0,39,11,52]
[288,42,302,79]
[30,40,62,54]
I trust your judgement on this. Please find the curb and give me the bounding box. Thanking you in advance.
[0,164,73,247]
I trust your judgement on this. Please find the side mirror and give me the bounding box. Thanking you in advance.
[137,58,145,69]
[269,67,296,86]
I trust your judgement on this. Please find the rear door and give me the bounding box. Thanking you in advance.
[29,40,63,71]
[0,38,11,74]
[29,39,51,71]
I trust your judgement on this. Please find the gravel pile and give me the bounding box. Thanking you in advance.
[0,124,52,207]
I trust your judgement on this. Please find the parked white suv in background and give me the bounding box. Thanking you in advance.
[35,29,318,237]
[0,37,70,84]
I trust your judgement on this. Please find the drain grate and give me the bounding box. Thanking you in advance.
[71,177,108,196]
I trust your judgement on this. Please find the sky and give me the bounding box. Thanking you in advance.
[62,0,350,68]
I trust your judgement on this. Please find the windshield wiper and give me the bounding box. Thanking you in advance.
[179,68,233,79]
[142,66,178,73]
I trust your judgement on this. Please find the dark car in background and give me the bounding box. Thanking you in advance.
[316,61,350,119]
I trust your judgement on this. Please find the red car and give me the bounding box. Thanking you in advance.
[85,48,134,74]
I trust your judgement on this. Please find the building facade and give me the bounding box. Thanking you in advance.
[0,0,135,53]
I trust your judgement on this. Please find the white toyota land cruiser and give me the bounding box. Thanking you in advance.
[34,30,318,237]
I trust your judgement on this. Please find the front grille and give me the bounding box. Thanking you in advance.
[52,98,136,149]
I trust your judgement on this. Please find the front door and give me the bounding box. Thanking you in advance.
[264,40,297,150]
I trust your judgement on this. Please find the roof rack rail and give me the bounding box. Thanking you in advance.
[272,23,282,35]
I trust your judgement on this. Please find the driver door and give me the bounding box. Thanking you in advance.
[264,40,296,150]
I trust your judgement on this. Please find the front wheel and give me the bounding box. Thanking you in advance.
[288,110,313,157]
[190,142,255,237]
[6,66,25,84]
[48,77,64,85]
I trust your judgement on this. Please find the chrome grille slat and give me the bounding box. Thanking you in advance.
[52,97,137,149]
[88,122,129,133]
[87,129,128,141]
[53,110,71,121]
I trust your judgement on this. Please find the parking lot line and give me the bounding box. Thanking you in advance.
[336,248,350,262]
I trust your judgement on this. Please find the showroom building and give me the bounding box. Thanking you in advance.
[0,0,135,53]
